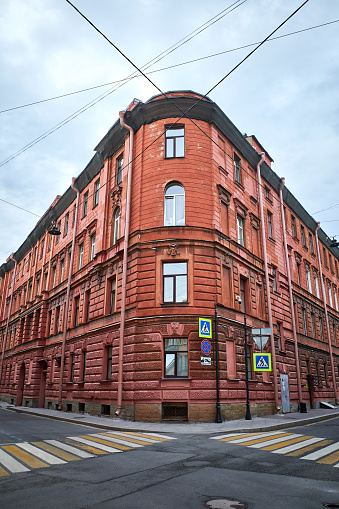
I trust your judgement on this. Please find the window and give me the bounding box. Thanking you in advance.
[305,267,312,294]
[80,350,87,382]
[296,262,301,286]
[60,259,64,283]
[94,179,100,207]
[272,267,278,292]
[64,213,69,236]
[291,215,296,237]
[163,262,187,303]
[267,211,273,239]
[334,288,338,311]
[165,126,184,158]
[55,306,60,334]
[309,233,314,254]
[265,187,271,200]
[319,315,323,341]
[237,215,244,247]
[164,338,188,377]
[329,254,333,273]
[113,208,120,245]
[240,277,246,313]
[70,354,75,382]
[336,260,339,278]
[164,183,185,226]
[74,296,80,327]
[106,346,113,379]
[328,282,333,307]
[84,291,90,323]
[109,278,116,314]
[78,243,84,270]
[90,234,96,261]
[47,235,52,252]
[234,154,241,184]
[245,342,253,380]
[116,154,123,185]
[333,324,337,347]
[314,272,320,298]
[40,239,44,259]
[55,222,61,244]
[301,225,306,246]
[52,266,56,289]
[311,312,316,338]
[302,308,307,336]
[323,247,327,267]
[82,191,88,218]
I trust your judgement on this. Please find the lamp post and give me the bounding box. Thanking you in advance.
[236,296,251,420]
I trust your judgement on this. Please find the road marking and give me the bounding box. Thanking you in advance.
[301,442,339,461]
[247,434,302,449]
[122,432,176,441]
[97,433,160,445]
[16,443,66,465]
[2,445,48,469]
[261,435,313,451]
[272,437,324,454]
[44,440,94,458]
[0,465,10,476]
[32,442,81,462]
[93,434,141,449]
[65,439,108,455]
[232,432,291,445]
[0,448,29,473]
[219,431,287,443]
[317,450,339,465]
[287,440,332,456]
[76,435,130,451]
[68,436,122,453]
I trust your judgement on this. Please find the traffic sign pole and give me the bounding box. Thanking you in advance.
[244,313,252,421]
[214,306,222,423]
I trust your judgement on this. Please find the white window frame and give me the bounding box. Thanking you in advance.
[164,183,185,226]
[237,215,244,247]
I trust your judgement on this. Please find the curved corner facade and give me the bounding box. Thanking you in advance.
[0,91,338,422]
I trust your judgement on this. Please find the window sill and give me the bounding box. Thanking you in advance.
[235,181,245,191]
[100,379,112,383]
[164,156,185,160]
[161,302,189,306]
[268,237,275,244]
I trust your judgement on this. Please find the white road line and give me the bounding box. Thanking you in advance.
[69,437,122,453]
[248,434,302,449]
[211,433,248,440]
[227,432,288,444]
[16,443,66,465]
[44,440,94,458]
[100,433,159,444]
[135,432,176,440]
[301,442,339,461]
[272,437,325,454]
[0,448,29,473]
[94,434,143,448]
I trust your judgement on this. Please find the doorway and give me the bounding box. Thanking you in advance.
[16,363,25,406]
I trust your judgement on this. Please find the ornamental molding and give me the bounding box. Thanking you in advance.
[217,184,232,205]
[295,252,302,264]
[249,212,260,230]
[233,198,248,218]
[110,186,122,208]
[223,255,232,267]
[167,322,184,336]
[167,243,179,257]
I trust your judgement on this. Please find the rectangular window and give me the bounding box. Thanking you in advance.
[297,263,301,286]
[328,283,333,307]
[70,354,75,382]
[109,278,116,314]
[309,233,314,254]
[234,154,241,184]
[164,338,188,377]
[64,213,69,236]
[80,350,87,382]
[302,308,307,336]
[267,211,273,239]
[84,291,90,323]
[264,187,270,200]
[78,243,84,270]
[305,267,312,293]
[163,262,187,303]
[165,126,185,158]
[52,266,56,289]
[74,296,80,327]
[276,322,282,350]
[323,247,327,267]
[329,254,333,273]
[55,222,61,245]
[83,191,88,218]
[94,179,100,207]
[240,277,246,313]
[55,306,60,334]
[106,346,113,379]
[333,324,337,347]
[291,215,296,237]
[319,315,323,341]
[237,215,244,247]
[272,267,278,292]
[90,234,96,261]
[336,260,339,278]
[314,272,320,298]
[301,225,306,246]
[116,154,123,184]
[40,239,44,259]
[60,259,64,283]
[334,288,338,311]
[311,312,316,338]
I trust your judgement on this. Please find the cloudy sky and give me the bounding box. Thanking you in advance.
[0,0,338,267]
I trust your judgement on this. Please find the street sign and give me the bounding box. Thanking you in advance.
[253,336,269,352]
[253,352,272,371]
[251,328,272,336]
[201,356,212,366]
[199,318,212,338]
[201,339,211,355]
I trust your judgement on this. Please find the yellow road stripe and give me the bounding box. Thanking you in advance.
[261,436,313,451]
[78,436,131,451]
[0,466,9,477]
[239,433,291,446]
[317,450,339,465]
[287,440,332,456]
[65,439,107,455]
[100,433,154,445]
[220,433,267,442]
[2,445,48,469]
[119,432,167,441]
[32,442,81,462]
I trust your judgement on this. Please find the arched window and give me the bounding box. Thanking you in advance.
[113,207,120,245]
[164,183,185,226]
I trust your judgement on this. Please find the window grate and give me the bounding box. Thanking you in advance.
[162,402,188,421]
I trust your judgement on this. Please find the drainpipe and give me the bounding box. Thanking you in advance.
[0,255,17,384]
[256,153,280,411]
[58,177,80,410]
[115,111,134,416]
[279,178,303,405]
[315,223,338,404]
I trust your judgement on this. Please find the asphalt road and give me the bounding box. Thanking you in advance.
[0,408,338,509]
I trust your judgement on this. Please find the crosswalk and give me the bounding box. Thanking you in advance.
[211,431,339,467]
[0,431,175,477]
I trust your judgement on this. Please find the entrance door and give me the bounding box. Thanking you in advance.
[16,363,25,406]
[280,374,290,413]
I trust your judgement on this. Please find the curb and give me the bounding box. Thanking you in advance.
[7,406,339,435]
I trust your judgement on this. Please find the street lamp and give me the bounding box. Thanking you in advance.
[236,296,252,420]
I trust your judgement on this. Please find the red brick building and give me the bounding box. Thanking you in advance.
[0,91,338,422]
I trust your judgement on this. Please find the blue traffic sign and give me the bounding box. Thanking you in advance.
[201,339,211,355]
[253,353,272,371]
[199,318,212,338]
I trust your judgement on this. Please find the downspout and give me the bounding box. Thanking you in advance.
[279,178,303,405]
[115,111,134,416]
[0,255,17,384]
[58,177,80,410]
[315,223,338,404]
[256,153,280,411]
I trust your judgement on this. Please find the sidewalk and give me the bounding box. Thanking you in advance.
[1,400,338,434]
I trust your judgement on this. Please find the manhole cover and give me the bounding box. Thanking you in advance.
[206,499,247,509]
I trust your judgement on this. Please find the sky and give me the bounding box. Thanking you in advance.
[0,0,338,267]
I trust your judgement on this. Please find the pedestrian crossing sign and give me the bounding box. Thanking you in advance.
[199,318,212,338]
[253,352,272,371]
